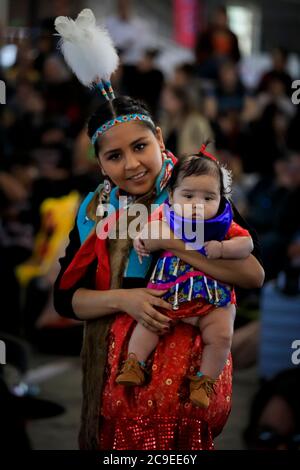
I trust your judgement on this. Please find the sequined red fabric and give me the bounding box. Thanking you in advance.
[99,313,232,450]
[99,415,214,450]
[160,299,215,320]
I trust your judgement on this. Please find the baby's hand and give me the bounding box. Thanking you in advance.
[204,240,223,259]
[134,219,172,258]
[134,235,150,264]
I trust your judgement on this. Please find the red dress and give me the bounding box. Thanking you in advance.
[99,313,232,450]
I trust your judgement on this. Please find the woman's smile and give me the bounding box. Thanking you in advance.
[126,170,148,182]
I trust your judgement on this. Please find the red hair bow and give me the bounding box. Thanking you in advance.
[199,143,218,163]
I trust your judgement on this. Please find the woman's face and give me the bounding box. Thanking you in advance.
[97,121,165,195]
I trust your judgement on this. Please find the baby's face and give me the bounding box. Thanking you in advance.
[170,174,221,220]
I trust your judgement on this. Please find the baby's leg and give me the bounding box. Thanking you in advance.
[198,304,236,379]
[128,322,159,364]
[182,317,199,327]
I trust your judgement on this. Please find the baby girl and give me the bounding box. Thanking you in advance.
[116,146,253,408]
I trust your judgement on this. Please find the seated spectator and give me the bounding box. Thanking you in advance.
[5,40,40,86]
[246,157,291,236]
[244,104,291,175]
[259,262,300,380]
[160,84,214,155]
[173,63,196,88]
[7,84,46,154]
[172,63,206,110]
[247,153,300,278]
[244,369,300,450]
[41,55,90,137]
[257,47,292,97]
[33,23,57,74]
[287,107,300,152]
[204,60,256,121]
[195,5,240,81]
[256,75,295,120]
[122,48,164,118]
[216,149,249,215]
[106,0,153,66]
[0,375,64,450]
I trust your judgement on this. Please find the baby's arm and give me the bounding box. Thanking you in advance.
[205,221,253,260]
[134,220,171,263]
[204,236,254,260]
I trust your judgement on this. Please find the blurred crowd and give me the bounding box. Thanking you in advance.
[0,2,299,450]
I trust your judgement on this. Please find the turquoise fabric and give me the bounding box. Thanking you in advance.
[76,154,175,278]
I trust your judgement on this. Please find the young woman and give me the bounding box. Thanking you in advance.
[54,96,264,450]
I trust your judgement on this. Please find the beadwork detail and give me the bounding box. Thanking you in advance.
[149,255,232,308]
[91,113,155,144]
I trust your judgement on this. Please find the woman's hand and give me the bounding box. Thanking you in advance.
[118,288,173,334]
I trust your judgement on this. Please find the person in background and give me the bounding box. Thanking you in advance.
[0,374,64,450]
[244,369,300,450]
[122,48,164,119]
[257,47,292,97]
[106,0,153,66]
[259,261,300,381]
[204,60,256,122]
[160,84,214,156]
[172,63,206,111]
[195,5,240,81]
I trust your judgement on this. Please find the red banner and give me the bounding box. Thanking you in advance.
[173,0,199,48]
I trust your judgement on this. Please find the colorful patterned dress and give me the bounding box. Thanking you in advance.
[147,220,250,319]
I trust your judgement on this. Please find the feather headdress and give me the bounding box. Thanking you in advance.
[54,8,119,99]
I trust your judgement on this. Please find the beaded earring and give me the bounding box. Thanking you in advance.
[97,178,112,218]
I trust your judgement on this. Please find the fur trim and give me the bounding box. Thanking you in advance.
[78,188,156,449]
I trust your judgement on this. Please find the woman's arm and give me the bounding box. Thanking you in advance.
[71,287,124,319]
[72,287,173,333]
[141,220,264,289]
[166,237,264,289]
[54,224,173,332]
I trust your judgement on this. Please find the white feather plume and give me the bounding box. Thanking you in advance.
[54,9,119,87]
[220,165,233,196]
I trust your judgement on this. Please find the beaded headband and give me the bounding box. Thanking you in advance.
[91,113,155,145]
